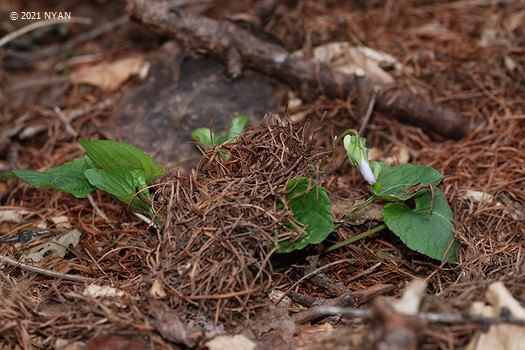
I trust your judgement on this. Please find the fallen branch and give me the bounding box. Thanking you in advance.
[126,0,469,139]
[291,284,394,324]
[307,305,525,328]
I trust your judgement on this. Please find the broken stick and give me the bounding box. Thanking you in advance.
[126,0,469,139]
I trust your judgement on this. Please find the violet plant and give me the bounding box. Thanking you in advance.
[280,129,458,263]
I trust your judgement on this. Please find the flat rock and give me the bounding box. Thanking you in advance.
[112,41,280,174]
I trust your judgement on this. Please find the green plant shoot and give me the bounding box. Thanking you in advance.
[3,123,458,264]
[191,115,250,160]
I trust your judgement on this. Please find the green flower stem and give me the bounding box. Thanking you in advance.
[322,224,386,254]
[334,195,377,229]
[332,129,358,151]
[320,129,358,168]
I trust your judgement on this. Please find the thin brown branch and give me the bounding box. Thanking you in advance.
[0,253,95,283]
[306,305,525,327]
[291,284,394,323]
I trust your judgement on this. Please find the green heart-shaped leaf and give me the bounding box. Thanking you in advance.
[373,163,445,200]
[382,187,458,263]
[278,178,334,253]
[228,115,251,139]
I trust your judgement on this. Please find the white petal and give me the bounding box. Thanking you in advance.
[359,159,376,184]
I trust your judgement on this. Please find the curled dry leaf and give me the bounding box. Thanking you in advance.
[86,334,151,350]
[50,215,72,229]
[465,282,525,350]
[372,279,427,350]
[0,208,33,223]
[294,42,401,85]
[205,335,256,350]
[149,300,224,348]
[70,56,149,92]
[83,284,125,298]
[24,228,81,265]
[149,278,167,298]
[369,146,410,166]
[381,146,410,166]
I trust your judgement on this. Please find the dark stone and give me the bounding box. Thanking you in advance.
[113,41,280,174]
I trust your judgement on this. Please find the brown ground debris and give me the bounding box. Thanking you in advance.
[150,117,328,323]
[1,0,524,349]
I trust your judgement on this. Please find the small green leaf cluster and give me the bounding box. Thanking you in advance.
[191,116,337,255]
[1,139,166,216]
[191,116,250,160]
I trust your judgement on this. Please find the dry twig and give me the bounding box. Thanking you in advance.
[0,253,94,283]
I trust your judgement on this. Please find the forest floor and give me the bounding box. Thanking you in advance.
[1,1,524,349]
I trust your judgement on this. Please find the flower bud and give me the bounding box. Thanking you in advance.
[343,133,377,185]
